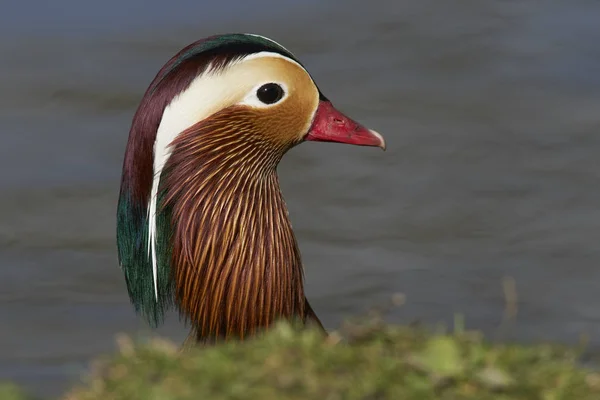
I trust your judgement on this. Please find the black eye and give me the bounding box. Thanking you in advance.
[256,83,284,105]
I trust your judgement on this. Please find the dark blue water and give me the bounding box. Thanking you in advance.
[0,0,322,34]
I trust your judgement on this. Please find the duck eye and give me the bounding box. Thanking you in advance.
[256,83,284,105]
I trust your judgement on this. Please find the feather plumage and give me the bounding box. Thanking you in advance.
[161,107,306,340]
[117,34,323,326]
[117,33,383,342]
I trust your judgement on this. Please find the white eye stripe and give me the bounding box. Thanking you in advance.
[241,51,306,72]
[239,81,289,108]
[244,34,292,55]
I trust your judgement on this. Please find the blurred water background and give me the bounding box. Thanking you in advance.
[1,0,600,397]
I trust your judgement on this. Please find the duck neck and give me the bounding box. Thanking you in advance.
[160,119,306,340]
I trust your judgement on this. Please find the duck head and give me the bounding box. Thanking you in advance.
[117,33,384,341]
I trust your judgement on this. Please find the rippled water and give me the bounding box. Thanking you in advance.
[2,0,600,397]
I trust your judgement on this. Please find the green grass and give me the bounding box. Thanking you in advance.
[4,318,600,400]
[0,383,33,400]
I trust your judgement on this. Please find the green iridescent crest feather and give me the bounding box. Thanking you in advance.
[149,34,300,97]
[117,190,173,326]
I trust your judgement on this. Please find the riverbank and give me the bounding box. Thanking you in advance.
[2,316,599,400]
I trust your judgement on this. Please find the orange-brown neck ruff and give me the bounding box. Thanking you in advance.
[160,106,305,341]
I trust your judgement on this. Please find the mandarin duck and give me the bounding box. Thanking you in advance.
[117,33,385,344]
